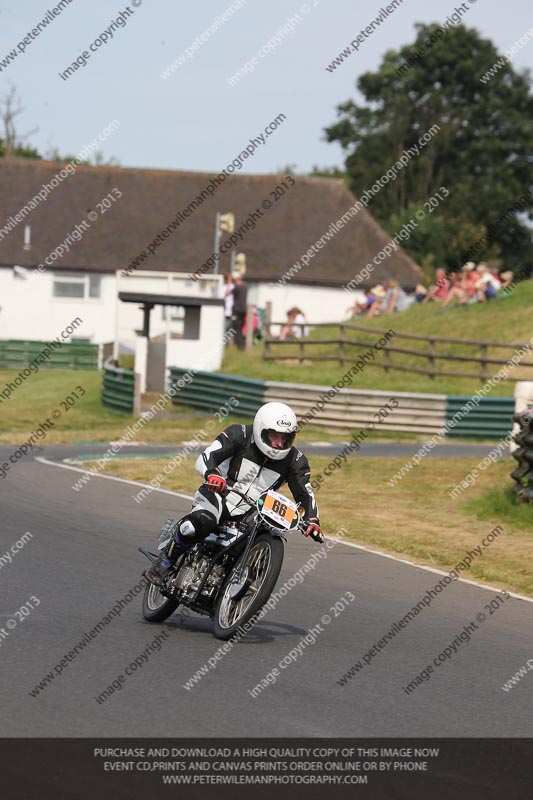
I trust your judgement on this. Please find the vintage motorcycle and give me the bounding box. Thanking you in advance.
[139,487,306,639]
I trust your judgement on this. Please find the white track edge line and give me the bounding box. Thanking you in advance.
[35,456,193,501]
[326,536,533,604]
[36,456,532,604]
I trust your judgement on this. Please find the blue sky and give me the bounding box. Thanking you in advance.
[0,0,531,175]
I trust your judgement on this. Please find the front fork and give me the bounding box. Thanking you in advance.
[230,518,260,585]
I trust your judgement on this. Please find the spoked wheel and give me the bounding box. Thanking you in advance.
[142,580,179,622]
[213,534,284,640]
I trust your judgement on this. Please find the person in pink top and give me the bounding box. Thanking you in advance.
[423,268,450,303]
[442,263,479,308]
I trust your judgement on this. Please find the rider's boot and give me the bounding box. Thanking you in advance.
[143,519,196,586]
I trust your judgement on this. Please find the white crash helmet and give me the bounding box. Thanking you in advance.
[253,402,298,460]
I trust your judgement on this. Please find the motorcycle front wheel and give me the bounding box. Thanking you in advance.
[213,534,284,640]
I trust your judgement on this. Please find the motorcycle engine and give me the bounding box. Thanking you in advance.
[172,553,225,598]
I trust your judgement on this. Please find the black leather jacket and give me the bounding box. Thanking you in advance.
[195,423,319,521]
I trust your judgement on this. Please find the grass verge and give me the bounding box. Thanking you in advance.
[72,453,533,597]
[0,370,250,446]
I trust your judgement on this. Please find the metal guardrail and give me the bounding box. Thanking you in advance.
[165,368,513,438]
[445,396,515,438]
[511,410,533,502]
[102,364,135,413]
[168,368,265,416]
[0,339,100,369]
[265,382,447,434]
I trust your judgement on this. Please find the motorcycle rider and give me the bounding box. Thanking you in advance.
[144,402,323,586]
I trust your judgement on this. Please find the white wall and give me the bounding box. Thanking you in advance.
[0,267,225,350]
[165,304,225,373]
[0,267,116,343]
[0,266,362,348]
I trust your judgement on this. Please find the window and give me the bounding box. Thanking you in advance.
[52,273,102,299]
[89,275,101,297]
[53,280,85,298]
[162,305,184,321]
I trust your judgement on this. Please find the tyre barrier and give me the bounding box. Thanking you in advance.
[510,410,533,502]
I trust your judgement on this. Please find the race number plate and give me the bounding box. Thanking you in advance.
[261,490,298,529]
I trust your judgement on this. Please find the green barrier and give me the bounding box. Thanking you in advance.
[102,365,135,413]
[445,396,514,438]
[168,368,265,417]
[0,339,99,370]
[166,371,515,439]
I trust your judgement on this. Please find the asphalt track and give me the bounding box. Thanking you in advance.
[28,439,511,461]
[1,444,531,737]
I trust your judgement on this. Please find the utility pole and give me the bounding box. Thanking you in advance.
[213,212,235,274]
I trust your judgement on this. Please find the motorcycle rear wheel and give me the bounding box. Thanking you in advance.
[213,534,284,640]
[142,580,179,622]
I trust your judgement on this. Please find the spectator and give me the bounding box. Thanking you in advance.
[415,284,428,302]
[231,271,247,350]
[279,308,297,341]
[475,264,501,301]
[223,272,234,335]
[280,307,308,340]
[346,288,379,316]
[441,262,479,308]
[369,279,414,317]
[242,306,261,342]
[448,271,460,288]
[423,268,450,303]
[500,270,514,292]
[293,307,309,337]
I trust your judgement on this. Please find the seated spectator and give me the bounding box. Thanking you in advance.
[292,307,308,337]
[500,270,514,292]
[475,264,501,301]
[441,262,479,308]
[462,263,481,304]
[415,284,428,302]
[423,268,450,303]
[369,279,414,317]
[448,271,460,288]
[346,287,382,316]
[279,307,308,340]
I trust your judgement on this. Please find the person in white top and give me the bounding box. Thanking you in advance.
[280,307,308,340]
[292,309,309,338]
[475,264,501,301]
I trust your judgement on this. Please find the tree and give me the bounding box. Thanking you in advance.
[324,23,533,270]
[0,86,40,158]
[0,86,120,166]
[45,146,120,167]
[309,165,348,184]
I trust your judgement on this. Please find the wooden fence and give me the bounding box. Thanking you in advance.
[263,322,533,382]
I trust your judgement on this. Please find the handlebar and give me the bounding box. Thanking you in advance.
[221,486,253,503]
[202,483,324,538]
